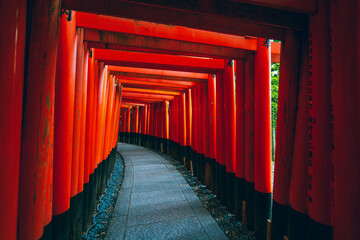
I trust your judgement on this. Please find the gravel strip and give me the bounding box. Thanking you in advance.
[84,153,125,239]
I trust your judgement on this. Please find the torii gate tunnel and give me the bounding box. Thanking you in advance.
[1,0,359,239]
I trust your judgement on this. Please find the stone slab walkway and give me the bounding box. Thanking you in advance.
[105,143,227,240]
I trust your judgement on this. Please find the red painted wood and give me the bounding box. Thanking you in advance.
[99,68,110,161]
[95,49,224,73]
[85,49,95,184]
[331,0,360,238]
[53,12,77,215]
[235,60,246,179]
[94,63,108,165]
[123,87,181,96]
[223,60,236,173]
[63,0,288,40]
[245,54,255,184]
[207,75,217,159]
[191,88,197,152]
[163,101,169,139]
[197,83,204,155]
[71,28,85,197]
[76,12,274,50]
[78,43,89,191]
[185,89,192,146]
[109,66,208,80]
[103,75,116,158]
[289,42,309,217]
[18,0,60,237]
[85,30,248,59]
[254,38,272,194]
[179,94,186,146]
[0,0,26,238]
[90,59,99,174]
[216,71,226,165]
[307,0,332,226]
[126,107,131,133]
[273,31,301,206]
[194,86,200,153]
[122,92,175,101]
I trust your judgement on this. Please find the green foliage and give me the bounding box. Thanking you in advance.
[271,63,280,130]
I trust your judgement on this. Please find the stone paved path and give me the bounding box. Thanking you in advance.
[105,143,227,240]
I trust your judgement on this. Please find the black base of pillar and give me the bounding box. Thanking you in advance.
[213,161,220,196]
[271,200,290,240]
[226,172,236,213]
[288,207,308,240]
[82,182,90,231]
[69,192,84,240]
[204,157,210,187]
[198,153,205,184]
[307,215,333,240]
[193,151,198,177]
[234,177,246,220]
[206,158,215,191]
[254,190,271,240]
[219,164,227,206]
[52,210,70,240]
[245,181,255,231]
[40,221,52,240]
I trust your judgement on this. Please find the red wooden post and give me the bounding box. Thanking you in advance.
[18,1,60,238]
[245,53,255,231]
[90,59,99,172]
[99,68,110,161]
[331,0,360,239]
[184,89,192,168]
[71,28,84,201]
[207,74,217,191]
[0,0,26,238]
[207,75,216,161]
[103,75,116,158]
[69,27,87,238]
[179,93,186,159]
[202,81,212,186]
[254,38,272,240]
[271,30,302,240]
[216,69,227,205]
[235,59,246,219]
[94,63,106,166]
[306,0,333,237]
[78,42,89,199]
[126,106,131,143]
[84,48,95,222]
[53,11,77,239]
[288,39,309,240]
[190,88,196,152]
[195,85,203,180]
[223,60,236,212]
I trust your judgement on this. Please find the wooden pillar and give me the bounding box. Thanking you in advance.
[271,30,301,239]
[53,12,77,239]
[245,53,256,231]
[254,38,272,240]
[331,0,360,239]
[216,70,227,205]
[0,0,26,238]
[223,60,236,212]
[84,48,95,223]
[234,59,246,219]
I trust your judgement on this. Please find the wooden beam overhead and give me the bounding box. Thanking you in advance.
[112,72,205,83]
[62,0,308,40]
[94,49,224,73]
[85,29,248,59]
[108,66,208,80]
